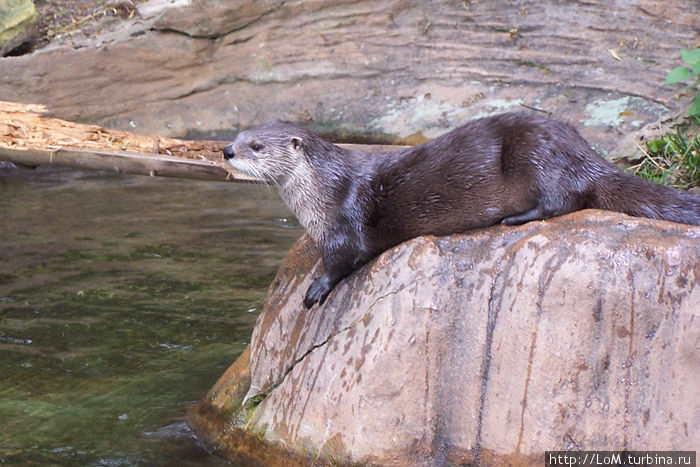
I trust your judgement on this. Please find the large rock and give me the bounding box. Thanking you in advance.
[0,0,37,56]
[0,0,697,154]
[190,210,700,465]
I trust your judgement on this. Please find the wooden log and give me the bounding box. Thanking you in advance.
[0,101,403,182]
[0,145,246,182]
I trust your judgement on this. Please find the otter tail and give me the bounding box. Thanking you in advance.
[590,172,700,226]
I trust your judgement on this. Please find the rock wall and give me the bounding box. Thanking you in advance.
[191,210,700,465]
[1,0,698,152]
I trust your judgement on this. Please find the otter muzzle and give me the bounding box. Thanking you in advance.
[223,145,235,160]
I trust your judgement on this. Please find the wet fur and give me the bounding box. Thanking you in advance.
[224,112,700,308]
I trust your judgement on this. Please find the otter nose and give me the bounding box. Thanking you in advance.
[223,145,235,160]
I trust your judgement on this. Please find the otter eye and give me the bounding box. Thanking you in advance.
[251,143,263,152]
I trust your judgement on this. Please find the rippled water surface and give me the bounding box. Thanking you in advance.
[0,168,301,466]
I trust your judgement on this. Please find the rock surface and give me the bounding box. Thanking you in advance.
[0,0,698,153]
[0,0,37,56]
[191,210,700,466]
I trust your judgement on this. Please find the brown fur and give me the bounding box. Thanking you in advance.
[223,112,700,308]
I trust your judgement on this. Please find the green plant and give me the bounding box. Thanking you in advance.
[666,48,700,117]
[632,123,700,189]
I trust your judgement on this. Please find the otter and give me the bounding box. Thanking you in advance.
[222,112,700,309]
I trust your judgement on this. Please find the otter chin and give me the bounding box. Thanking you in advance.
[223,112,700,309]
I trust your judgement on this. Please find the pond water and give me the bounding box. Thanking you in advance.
[0,167,301,466]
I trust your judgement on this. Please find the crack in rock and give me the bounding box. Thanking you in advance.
[243,318,362,409]
[244,272,442,410]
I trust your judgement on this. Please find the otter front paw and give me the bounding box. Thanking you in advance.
[304,276,333,309]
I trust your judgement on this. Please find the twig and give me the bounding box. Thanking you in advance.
[519,103,551,116]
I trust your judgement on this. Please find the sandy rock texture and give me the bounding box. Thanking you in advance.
[191,210,700,466]
[0,0,698,152]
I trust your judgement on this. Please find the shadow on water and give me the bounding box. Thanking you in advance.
[0,167,301,466]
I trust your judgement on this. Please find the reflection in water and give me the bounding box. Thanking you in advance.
[0,167,301,465]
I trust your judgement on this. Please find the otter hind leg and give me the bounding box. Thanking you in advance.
[502,194,585,225]
[501,204,546,225]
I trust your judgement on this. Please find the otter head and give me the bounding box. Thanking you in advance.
[222,120,308,186]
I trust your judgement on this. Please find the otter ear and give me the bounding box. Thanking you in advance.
[290,136,303,152]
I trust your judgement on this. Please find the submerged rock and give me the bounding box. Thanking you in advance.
[191,210,700,465]
[0,0,37,56]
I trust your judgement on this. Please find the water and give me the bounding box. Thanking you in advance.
[0,167,301,466]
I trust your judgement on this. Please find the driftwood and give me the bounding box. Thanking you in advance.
[0,101,243,181]
[0,101,400,182]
